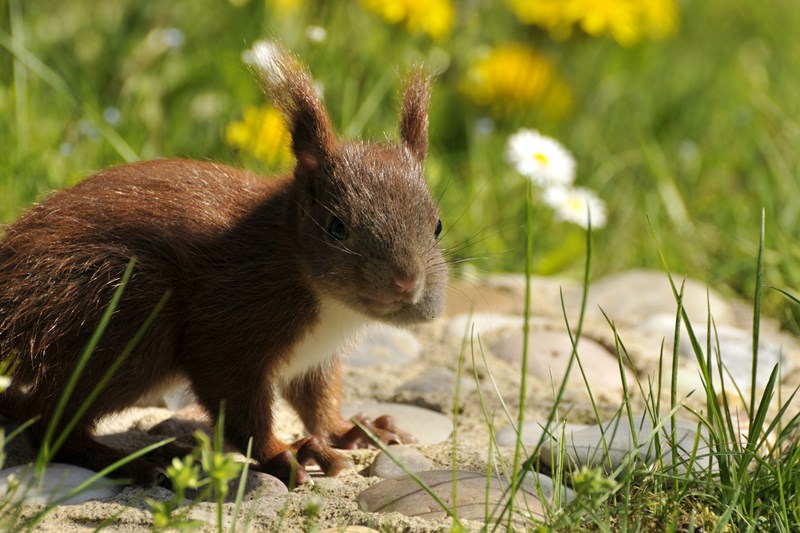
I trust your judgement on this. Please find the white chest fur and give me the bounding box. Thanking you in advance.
[280,297,374,383]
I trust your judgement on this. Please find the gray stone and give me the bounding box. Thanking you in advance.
[489,328,635,398]
[346,324,422,367]
[587,269,735,326]
[368,445,435,478]
[540,413,711,474]
[445,313,525,341]
[395,368,478,397]
[184,469,287,502]
[636,314,789,390]
[0,463,121,505]
[495,421,591,449]
[445,275,582,318]
[342,403,453,445]
[520,471,575,504]
[357,469,545,524]
[319,526,380,533]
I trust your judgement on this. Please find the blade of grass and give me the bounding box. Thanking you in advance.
[506,178,536,530]
[9,0,28,155]
[0,30,139,162]
[37,259,136,468]
[671,281,685,473]
[50,290,172,459]
[354,420,463,528]
[750,210,765,421]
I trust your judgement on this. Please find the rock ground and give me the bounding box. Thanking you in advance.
[2,269,799,531]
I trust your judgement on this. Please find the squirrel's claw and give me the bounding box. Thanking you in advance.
[332,413,417,449]
[257,436,355,487]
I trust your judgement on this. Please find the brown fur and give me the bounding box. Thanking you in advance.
[0,44,447,484]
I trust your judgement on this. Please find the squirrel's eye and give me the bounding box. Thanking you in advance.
[328,216,348,240]
[434,218,443,238]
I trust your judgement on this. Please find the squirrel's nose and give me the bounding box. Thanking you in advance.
[393,273,422,302]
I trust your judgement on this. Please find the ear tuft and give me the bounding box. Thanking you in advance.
[400,68,433,162]
[249,40,335,171]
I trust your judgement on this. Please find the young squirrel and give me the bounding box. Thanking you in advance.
[0,42,447,485]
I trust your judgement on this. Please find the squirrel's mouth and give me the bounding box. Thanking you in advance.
[358,295,406,316]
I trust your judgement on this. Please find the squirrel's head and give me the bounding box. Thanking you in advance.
[251,41,447,324]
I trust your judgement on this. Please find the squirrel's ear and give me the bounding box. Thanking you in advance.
[250,41,335,174]
[400,69,433,162]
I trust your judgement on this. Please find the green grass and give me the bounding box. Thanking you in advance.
[2,0,800,325]
[3,0,800,530]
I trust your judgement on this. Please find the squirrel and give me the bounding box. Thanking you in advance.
[0,41,447,485]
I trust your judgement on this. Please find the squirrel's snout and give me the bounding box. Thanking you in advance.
[392,272,424,304]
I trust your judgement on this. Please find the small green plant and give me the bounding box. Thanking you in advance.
[148,405,249,532]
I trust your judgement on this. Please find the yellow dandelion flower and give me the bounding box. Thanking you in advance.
[266,0,304,15]
[508,0,679,45]
[226,105,293,170]
[460,44,572,117]
[640,0,679,39]
[360,0,454,40]
[506,0,573,40]
[568,0,641,46]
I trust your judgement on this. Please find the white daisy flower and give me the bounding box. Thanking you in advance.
[305,26,328,43]
[543,186,607,229]
[0,375,10,392]
[506,129,575,187]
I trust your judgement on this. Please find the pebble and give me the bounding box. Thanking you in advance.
[0,463,121,505]
[539,413,711,474]
[587,269,735,326]
[495,421,591,449]
[636,314,789,389]
[520,470,575,504]
[394,368,478,397]
[319,526,379,533]
[368,445,435,478]
[345,324,422,367]
[184,470,287,502]
[489,328,635,398]
[357,469,544,524]
[341,403,453,445]
[445,275,582,318]
[445,313,525,341]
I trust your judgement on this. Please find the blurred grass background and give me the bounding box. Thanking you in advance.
[1,0,799,327]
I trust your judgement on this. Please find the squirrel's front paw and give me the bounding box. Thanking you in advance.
[257,437,355,487]
[331,413,417,450]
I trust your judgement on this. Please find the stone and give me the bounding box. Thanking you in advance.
[357,469,545,525]
[539,413,711,474]
[346,324,422,367]
[520,471,575,504]
[445,277,525,317]
[395,368,478,397]
[445,275,583,318]
[319,526,379,533]
[495,421,591,449]
[368,445,435,478]
[587,269,735,326]
[445,313,524,341]
[0,463,121,505]
[489,328,635,398]
[636,315,790,390]
[184,470,287,502]
[341,403,453,445]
